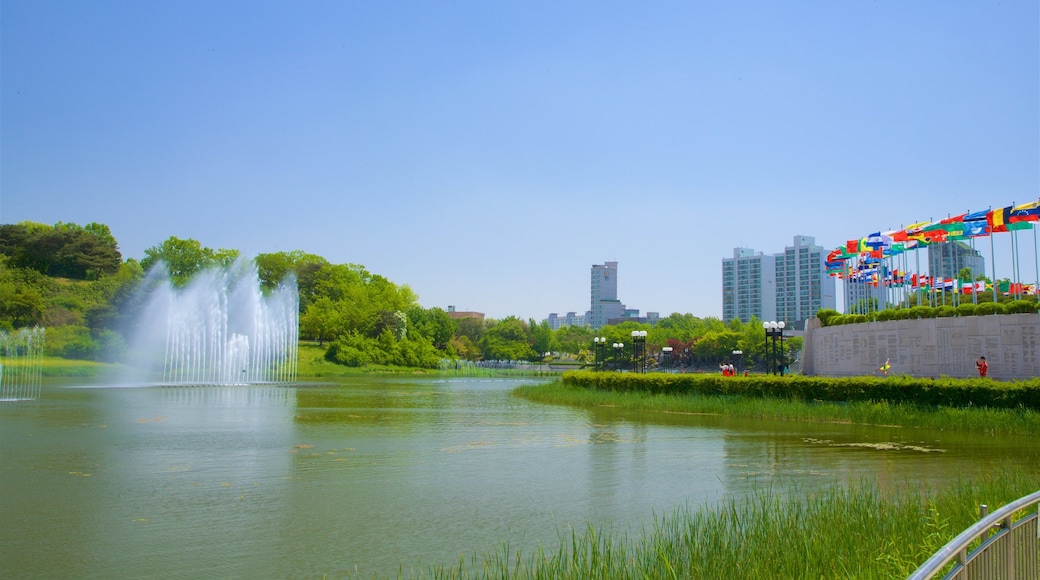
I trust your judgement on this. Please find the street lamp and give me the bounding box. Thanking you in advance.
[593,337,607,371]
[612,342,624,371]
[763,321,785,375]
[732,349,743,375]
[662,346,673,370]
[631,330,647,373]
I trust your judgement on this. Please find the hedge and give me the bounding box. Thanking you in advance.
[562,371,1040,411]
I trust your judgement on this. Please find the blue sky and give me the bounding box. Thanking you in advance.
[2,1,1038,320]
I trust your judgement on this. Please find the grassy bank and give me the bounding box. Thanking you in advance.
[420,468,1039,579]
[3,356,122,378]
[514,380,1040,436]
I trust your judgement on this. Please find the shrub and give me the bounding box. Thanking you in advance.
[956,303,977,317]
[816,308,840,327]
[850,314,869,324]
[976,302,1006,316]
[1006,300,1035,314]
[936,305,956,318]
[875,309,897,322]
[909,306,935,319]
[893,308,913,320]
[829,315,847,326]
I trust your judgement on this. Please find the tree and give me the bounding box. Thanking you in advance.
[300,296,343,345]
[140,236,236,285]
[479,317,537,361]
[529,318,556,359]
[407,306,456,350]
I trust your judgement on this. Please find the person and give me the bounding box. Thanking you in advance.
[976,356,988,377]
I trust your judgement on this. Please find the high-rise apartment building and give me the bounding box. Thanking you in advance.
[775,235,836,326]
[722,236,835,329]
[590,261,621,329]
[722,248,776,324]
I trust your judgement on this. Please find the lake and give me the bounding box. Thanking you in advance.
[2,376,1037,577]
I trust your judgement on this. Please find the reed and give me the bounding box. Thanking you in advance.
[418,468,1039,579]
[514,381,1040,436]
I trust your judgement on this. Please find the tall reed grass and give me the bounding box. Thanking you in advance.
[514,381,1040,436]
[418,468,1039,579]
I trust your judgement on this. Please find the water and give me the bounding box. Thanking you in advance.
[0,326,45,401]
[2,376,1038,578]
[125,261,298,385]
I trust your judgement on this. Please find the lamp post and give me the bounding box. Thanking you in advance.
[612,342,624,371]
[763,321,785,375]
[593,337,607,371]
[732,349,743,375]
[662,346,673,370]
[631,330,647,373]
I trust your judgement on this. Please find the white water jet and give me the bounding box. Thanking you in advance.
[126,259,298,385]
[0,326,45,401]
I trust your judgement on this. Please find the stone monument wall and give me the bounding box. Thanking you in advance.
[802,313,1040,380]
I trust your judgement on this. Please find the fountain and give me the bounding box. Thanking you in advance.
[0,326,45,401]
[126,259,298,385]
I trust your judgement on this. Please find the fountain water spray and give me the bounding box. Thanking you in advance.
[128,260,298,385]
[0,326,45,401]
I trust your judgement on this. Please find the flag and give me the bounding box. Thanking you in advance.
[988,206,1011,233]
[878,360,890,374]
[1009,200,1040,223]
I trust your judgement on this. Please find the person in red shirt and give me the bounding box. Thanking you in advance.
[976,356,988,377]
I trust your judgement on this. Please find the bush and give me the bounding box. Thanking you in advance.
[561,372,1040,411]
[936,305,956,318]
[909,306,935,319]
[976,302,1006,316]
[42,325,98,360]
[956,303,977,317]
[893,308,913,320]
[816,309,840,327]
[875,309,897,322]
[829,315,847,326]
[850,314,869,324]
[1006,300,1035,314]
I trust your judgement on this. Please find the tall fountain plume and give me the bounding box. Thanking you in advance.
[0,326,45,401]
[127,259,298,385]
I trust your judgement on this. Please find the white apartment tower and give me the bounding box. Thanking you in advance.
[775,235,836,327]
[722,236,836,329]
[722,248,776,324]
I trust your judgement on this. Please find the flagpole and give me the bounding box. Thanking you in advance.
[965,234,973,307]
[990,208,998,302]
[1034,224,1038,299]
[1012,226,1020,300]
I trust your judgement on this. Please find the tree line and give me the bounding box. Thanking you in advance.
[0,220,801,370]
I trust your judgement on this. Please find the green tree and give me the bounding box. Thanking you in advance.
[140,236,237,285]
[407,306,456,351]
[479,317,537,361]
[300,296,344,345]
[529,318,556,358]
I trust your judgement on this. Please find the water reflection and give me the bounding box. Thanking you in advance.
[3,377,1039,578]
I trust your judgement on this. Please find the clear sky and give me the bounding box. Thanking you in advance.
[2,1,1038,320]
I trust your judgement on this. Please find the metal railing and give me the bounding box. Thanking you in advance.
[908,489,1040,580]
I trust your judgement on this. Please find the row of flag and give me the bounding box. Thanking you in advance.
[826,199,1040,297]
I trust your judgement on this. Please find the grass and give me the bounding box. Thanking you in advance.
[1,355,123,378]
[417,469,1039,579]
[513,380,1040,436]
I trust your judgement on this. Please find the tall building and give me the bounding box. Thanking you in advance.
[775,236,836,327]
[722,236,835,329]
[590,261,620,329]
[722,248,776,324]
[928,241,985,282]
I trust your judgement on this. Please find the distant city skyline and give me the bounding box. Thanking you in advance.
[3,1,1036,320]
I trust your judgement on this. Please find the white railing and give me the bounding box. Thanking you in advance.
[908,490,1040,580]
